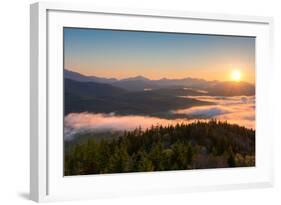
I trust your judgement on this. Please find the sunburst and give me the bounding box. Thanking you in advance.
[231,70,241,82]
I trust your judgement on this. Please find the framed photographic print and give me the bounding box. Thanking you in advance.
[30,2,274,202]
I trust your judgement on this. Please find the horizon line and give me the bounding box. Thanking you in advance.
[64,68,255,85]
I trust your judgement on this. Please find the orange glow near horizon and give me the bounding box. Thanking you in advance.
[64,28,255,84]
[231,70,242,82]
[66,63,255,84]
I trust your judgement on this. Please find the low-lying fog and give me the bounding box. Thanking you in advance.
[64,95,255,141]
[172,95,255,129]
[64,113,190,141]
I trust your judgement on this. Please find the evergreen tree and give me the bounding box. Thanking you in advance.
[64,121,255,175]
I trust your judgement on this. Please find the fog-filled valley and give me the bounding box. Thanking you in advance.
[64,69,255,138]
[64,69,255,175]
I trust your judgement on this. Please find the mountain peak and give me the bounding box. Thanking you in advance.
[64,69,118,83]
[122,75,149,81]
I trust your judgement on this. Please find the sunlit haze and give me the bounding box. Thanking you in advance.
[64,28,255,84]
[231,70,242,82]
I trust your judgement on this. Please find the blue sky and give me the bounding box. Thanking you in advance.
[64,27,255,83]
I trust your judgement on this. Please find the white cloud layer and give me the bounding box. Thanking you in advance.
[64,113,189,141]
[173,95,255,129]
[64,96,255,141]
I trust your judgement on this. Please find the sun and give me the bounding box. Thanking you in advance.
[231,70,241,82]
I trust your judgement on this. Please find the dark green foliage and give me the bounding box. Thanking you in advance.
[64,120,255,176]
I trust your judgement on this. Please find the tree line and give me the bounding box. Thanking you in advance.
[64,120,255,176]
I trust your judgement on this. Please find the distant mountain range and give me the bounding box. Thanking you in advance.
[64,69,255,95]
[64,78,211,116]
[64,69,118,84]
[64,69,255,116]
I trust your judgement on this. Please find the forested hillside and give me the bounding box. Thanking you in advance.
[64,78,212,116]
[64,120,255,175]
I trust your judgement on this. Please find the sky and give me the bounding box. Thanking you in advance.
[64,27,255,84]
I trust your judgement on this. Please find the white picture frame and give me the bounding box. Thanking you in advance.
[30,2,274,202]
